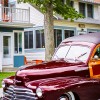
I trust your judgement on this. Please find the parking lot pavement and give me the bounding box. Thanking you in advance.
[0,88,3,97]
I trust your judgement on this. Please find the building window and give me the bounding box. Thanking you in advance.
[64,30,74,39]
[14,32,22,54]
[79,2,85,17]
[70,1,74,7]
[61,0,66,4]
[9,1,16,8]
[87,4,93,18]
[36,30,45,48]
[3,36,11,58]
[54,29,62,48]
[79,2,94,18]
[61,0,74,6]
[24,31,33,49]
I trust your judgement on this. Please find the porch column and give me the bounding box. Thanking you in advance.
[0,51,2,71]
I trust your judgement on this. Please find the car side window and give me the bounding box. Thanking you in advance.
[93,47,100,59]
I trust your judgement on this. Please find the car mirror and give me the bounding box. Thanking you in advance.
[92,55,99,60]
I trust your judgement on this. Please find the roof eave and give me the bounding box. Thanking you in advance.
[0,22,34,28]
[80,0,100,5]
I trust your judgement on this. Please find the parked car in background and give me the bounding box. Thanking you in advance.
[2,33,100,100]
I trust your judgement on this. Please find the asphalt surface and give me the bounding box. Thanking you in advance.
[0,88,3,97]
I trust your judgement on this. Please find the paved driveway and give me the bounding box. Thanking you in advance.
[0,88,3,97]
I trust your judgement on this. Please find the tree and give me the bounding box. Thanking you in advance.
[18,0,83,61]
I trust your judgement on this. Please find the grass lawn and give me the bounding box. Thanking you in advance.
[0,72,15,88]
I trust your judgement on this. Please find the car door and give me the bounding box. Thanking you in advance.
[89,44,100,78]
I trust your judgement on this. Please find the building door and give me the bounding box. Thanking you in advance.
[3,34,13,65]
[13,31,25,67]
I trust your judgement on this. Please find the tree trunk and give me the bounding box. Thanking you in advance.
[44,3,55,61]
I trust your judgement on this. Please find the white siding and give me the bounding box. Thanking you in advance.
[16,3,44,26]
[9,0,16,2]
[25,52,45,61]
[74,0,79,12]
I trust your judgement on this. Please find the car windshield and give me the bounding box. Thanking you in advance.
[53,45,91,63]
[53,45,70,59]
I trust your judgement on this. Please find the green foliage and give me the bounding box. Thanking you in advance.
[18,0,83,20]
[0,72,15,88]
[53,1,83,20]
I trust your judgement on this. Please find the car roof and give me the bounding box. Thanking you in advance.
[62,32,100,45]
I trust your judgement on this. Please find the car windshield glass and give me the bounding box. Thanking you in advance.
[53,45,70,59]
[66,45,91,62]
[53,45,91,63]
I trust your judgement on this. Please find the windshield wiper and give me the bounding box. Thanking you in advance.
[77,52,87,59]
[75,52,87,62]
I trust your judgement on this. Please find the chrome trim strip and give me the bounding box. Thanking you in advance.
[4,85,37,99]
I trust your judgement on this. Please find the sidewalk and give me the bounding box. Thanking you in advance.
[0,88,3,97]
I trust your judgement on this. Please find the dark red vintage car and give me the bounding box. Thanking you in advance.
[2,33,100,100]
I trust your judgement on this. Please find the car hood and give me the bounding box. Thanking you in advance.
[25,76,99,91]
[15,60,88,85]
